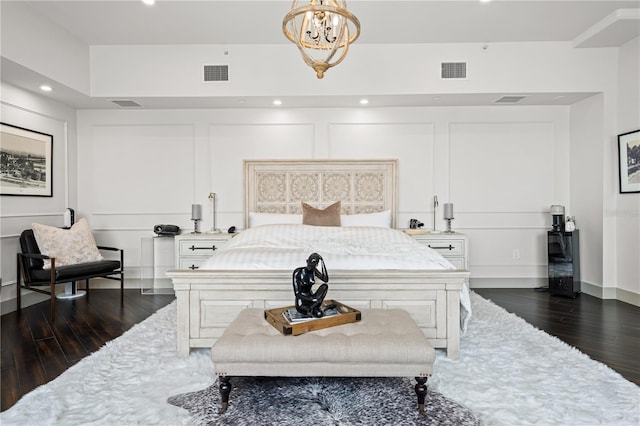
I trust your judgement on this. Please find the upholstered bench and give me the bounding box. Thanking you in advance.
[211,308,435,414]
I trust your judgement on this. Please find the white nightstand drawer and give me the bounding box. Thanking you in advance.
[445,257,465,269]
[407,231,468,271]
[178,258,209,270]
[178,240,222,256]
[175,233,235,269]
[422,239,464,256]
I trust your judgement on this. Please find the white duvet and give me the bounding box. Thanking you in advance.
[200,224,471,332]
[200,224,455,271]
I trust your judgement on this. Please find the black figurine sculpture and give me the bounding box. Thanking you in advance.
[292,252,329,318]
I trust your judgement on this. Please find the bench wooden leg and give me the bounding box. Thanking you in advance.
[219,376,232,413]
[415,376,428,415]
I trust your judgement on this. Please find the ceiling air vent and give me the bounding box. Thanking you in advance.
[204,65,229,82]
[495,96,527,104]
[111,99,142,108]
[441,62,467,79]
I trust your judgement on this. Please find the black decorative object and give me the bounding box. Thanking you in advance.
[153,224,180,236]
[292,253,329,318]
[409,219,424,229]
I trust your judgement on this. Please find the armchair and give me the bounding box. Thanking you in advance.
[16,229,124,321]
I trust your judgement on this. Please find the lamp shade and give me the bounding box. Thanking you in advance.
[443,203,454,219]
[191,204,202,221]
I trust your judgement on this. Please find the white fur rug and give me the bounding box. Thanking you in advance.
[2,292,638,426]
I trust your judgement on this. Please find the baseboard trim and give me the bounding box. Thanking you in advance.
[469,277,547,289]
[616,288,640,307]
[470,278,640,307]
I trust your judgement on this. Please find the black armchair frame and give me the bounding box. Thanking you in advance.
[16,229,124,321]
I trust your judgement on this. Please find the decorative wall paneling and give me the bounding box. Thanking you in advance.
[73,107,569,291]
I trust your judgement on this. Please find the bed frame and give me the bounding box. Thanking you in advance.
[167,159,470,359]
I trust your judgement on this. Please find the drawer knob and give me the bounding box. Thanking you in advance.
[428,244,454,251]
[189,244,217,252]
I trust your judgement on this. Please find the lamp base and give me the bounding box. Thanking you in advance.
[192,219,201,234]
[444,218,454,233]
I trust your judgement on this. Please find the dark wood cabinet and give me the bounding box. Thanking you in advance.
[547,230,580,298]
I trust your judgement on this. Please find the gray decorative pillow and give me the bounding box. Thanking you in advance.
[302,201,341,226]
[31,218,104,269]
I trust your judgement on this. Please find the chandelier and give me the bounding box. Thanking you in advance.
[282,0,361,79]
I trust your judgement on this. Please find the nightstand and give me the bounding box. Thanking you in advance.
[175,233,235,270]
[407,232,468,270]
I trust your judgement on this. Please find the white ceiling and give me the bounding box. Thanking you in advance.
[4,0,640,109]
[21,0,640,46]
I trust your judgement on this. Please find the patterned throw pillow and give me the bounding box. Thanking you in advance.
[302,201,341,226]
[31,218,104,269]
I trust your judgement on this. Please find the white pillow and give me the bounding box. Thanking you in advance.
[340,210,392,228]
[31,218,104,269]
[248,212,303,228]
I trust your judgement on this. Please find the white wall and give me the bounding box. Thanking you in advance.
[0,2,90,94]
[570,94,605,289]
[615,36,640,302]
[0,83,78,307]
[89,42,617,100]
[76,105,570,286]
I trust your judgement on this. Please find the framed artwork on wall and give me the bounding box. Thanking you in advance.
[618,129,640,194]
[0,123,53,197]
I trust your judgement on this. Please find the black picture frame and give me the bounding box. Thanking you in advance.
[0,122,53,197]
[618,129,640,194]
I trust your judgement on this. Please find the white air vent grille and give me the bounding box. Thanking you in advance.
[495,96,527,104]
[111,99,142,108]
[204,65,229,82]
[441,62,467,79]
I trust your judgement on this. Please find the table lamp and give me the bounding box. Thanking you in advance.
[443,203,454,233]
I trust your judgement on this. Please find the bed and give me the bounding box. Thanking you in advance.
[167,159,470,359]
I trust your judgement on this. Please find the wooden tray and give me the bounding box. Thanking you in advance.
[264,300,361,336]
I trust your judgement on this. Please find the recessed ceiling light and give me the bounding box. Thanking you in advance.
[273,99,282,106]
[39,85,52,92]
[432,96,441,101]
[359,99,369,105]
[142,0,155,5]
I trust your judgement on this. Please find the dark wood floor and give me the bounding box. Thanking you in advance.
[474,288,640,386]
[1,289,175,412]
[2,287,638,412]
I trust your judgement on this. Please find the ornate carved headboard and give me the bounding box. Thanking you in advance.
[244,159,398,228]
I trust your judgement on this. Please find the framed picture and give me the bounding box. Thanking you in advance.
[0,123,53,197]
[618,129,640,194]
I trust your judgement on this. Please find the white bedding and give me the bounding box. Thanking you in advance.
[201,224,472,331]
[201,224,455,271]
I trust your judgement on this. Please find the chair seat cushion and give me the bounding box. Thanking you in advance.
[30,260,121,282]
